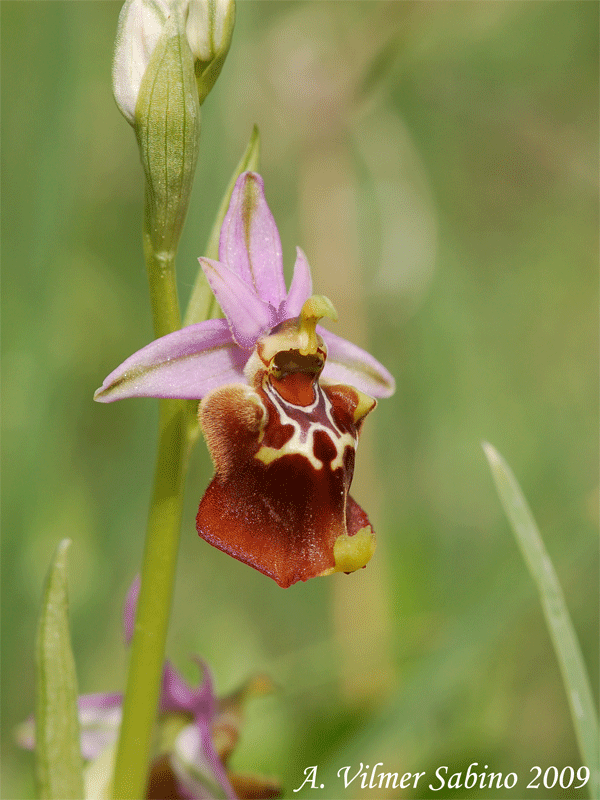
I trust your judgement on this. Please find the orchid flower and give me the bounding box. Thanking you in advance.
[95,171,395,587]
[17,577,280,800]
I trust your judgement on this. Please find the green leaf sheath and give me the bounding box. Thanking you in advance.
[136,14,201,262]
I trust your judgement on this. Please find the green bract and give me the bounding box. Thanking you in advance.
[34,540,84,800]
[135,5,201,258]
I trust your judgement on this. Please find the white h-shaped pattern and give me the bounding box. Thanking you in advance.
[254,380,357,471]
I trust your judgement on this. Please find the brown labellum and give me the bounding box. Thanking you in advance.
[196,297,378,587]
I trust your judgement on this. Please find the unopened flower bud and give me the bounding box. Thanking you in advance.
[111,0,236,258]
[133,3,201,256]
[112,0,235,125]
[112,0,171,125]
[186,0,235,104]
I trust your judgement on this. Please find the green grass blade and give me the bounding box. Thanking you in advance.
[35,539,84,800]
[483,442,599,799]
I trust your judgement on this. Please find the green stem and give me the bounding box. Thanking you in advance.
[111,245,195,799]
[145,249,183,340]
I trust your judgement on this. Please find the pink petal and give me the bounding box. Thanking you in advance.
[17,695,123,759]
[219,172,286,307]
[199,257,276,349]
[279,246,312,320]
[78,693,123,760]
[93,319,247,402]
[161,662,200,713]
[161,660,236,798]
[319,327,396,399]
[77,693,124,711]
[171,722,237,800]
[160,658,214,719]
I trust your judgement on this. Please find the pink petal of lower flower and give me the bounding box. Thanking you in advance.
[77,693,123,760]
[94,319,247,402]
[319,327,396,399]
[160,659,213,715]
[161,661,198,713]
[164,661,237,800]
[171,722,237,800]
[16,694,123,759]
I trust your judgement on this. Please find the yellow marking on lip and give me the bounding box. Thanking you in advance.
[254,380,356,471]
[254,442,311,466]
[353,390,377,423]
[254,428,355,470]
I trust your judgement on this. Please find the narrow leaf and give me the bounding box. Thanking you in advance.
[35,539,84,799]
[184,125,261,326]
[483,442,599,799]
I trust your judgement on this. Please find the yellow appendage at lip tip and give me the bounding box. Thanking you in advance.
[318,526,376,577]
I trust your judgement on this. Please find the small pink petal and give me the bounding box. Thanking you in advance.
[160,658,214,719]
[161,662,199,713]
[199,257,276,349]
[319,327,396,399]
[161,659,236,798]
[279,247,312,320]
[219,172,286,308]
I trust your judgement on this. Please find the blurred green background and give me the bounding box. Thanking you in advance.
[2,2,598,798]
